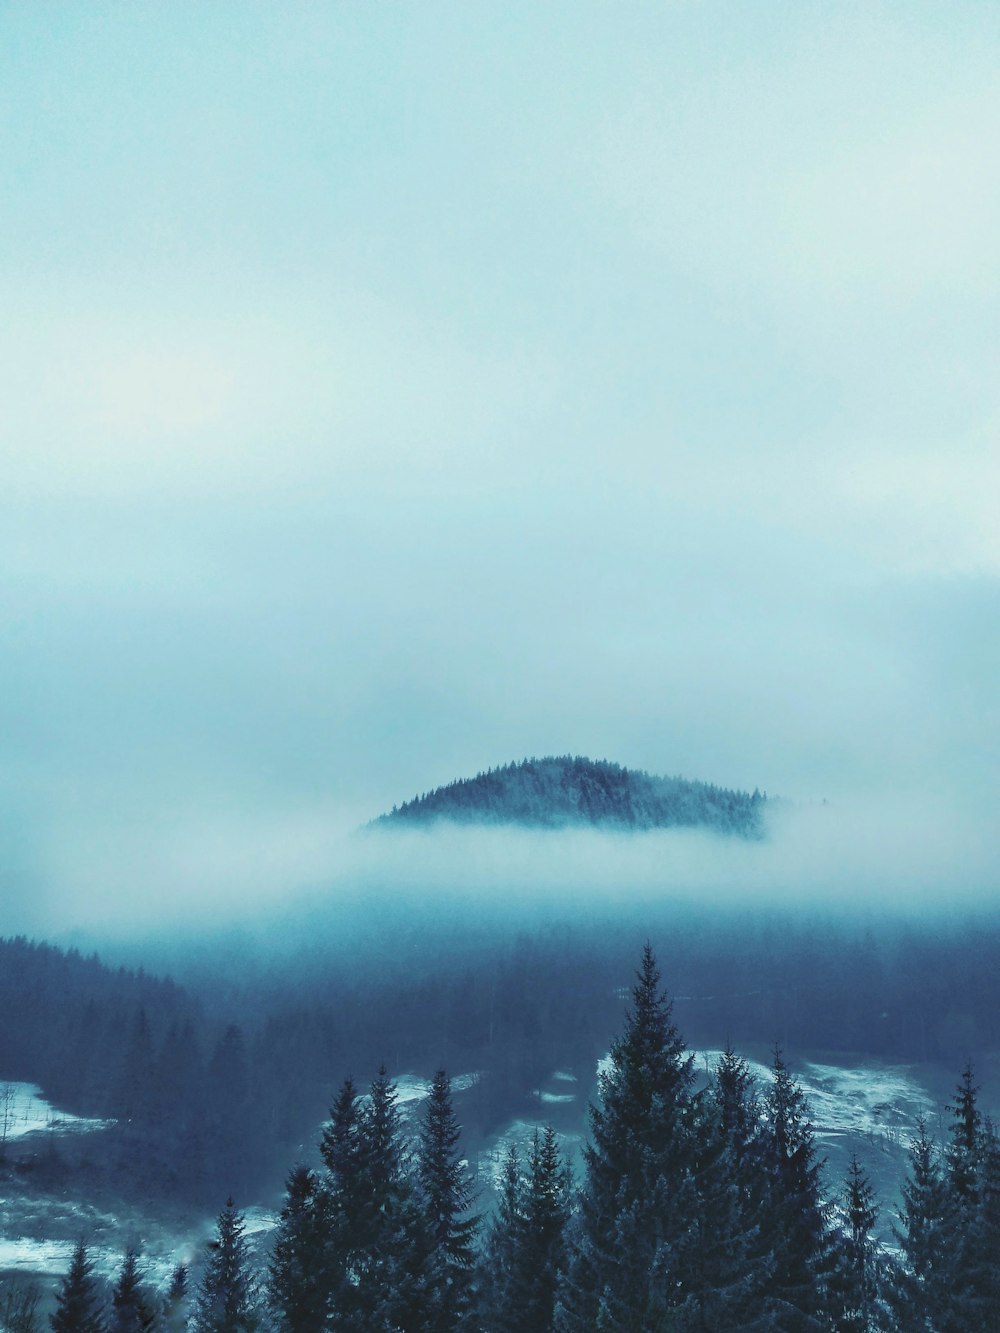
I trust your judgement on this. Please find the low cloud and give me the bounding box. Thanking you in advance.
[31,794,1000,959]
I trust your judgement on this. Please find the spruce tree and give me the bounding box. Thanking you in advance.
[161,1264,189,1333]
[832,1155,888,1332]
[50,1240,105,1333]
[477,1144,527,1333]
[675,1054,771,1331]
[960,1117,1000,1328]
[320,1068,426,1330]
[109,1248,156,1333]
[939,1064,985,1331]
[192,1198,261,1333]
[268,1165,330,1333]
[946,1063,981,1205]
[559,943,696,1331]
[519,1126,573,1333]
[891,1117,953,1332]
[417,1069,478,1332]
[756,1048,834,1327]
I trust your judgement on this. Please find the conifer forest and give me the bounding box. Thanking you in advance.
[4,3,1000,1331]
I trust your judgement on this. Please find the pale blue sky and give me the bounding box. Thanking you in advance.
[2,3,998,929]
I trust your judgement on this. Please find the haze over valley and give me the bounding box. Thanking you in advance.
[2,3,999,1328]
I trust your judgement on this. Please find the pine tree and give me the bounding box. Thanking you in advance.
[477,1144,527,1333]
[321,1068,426,1330]
[832,1155,887,1332]
[960,1117,1000,1328]
[675,1054,771,1332]
[318,1075,368,1328]
[756,1047,834,1327]
[940,1064,985,1332]
[891,1116,953,1332]
[50,1240,105,1333]
[519,1126,573,1332]
[268,1165,330,1333]
[161,1264,189,1333]
[109,1248,156,1333]
[946,1063,981,1205]
[559,943,696,1331]
[417,1069,478,1332]
[192,1198,261,1333]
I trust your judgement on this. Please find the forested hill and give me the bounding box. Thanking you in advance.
[375,756,765,836]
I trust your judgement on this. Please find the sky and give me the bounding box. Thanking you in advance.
[2,2,999,934]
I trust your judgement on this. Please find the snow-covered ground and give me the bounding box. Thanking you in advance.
[478,1117,586,1191]
[0,1082,113,1143]
[691,1050,935,1150]
[392,1071,480,1106]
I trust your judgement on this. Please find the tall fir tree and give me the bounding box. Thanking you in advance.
[50,1240,105,1333]
[477,1144,527,1333]
[320,1068,427,1330]
[960,1117,1000,1328]
[268,1165,331,1333]
[832,1155,889,1333]
[558,943,696,1331]
[756,1047,834,1328]
[519,1125,573,1333]
[108,1248,156,1333]
[891,1116,954,1332]
[417,1069,478,1332]
[161,1263,189,1333]
[946,1063,981,1205]
[673,1054,771,1332]
[192,1198,261,1333]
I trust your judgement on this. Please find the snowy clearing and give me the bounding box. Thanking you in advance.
[0,1083,113,1141]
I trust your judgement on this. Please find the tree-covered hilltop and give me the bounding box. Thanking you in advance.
[375,755,766,836]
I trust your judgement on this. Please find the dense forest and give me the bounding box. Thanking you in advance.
[14,945,1000,1331]
[374,757,765,836]
[3,906,1000,1215]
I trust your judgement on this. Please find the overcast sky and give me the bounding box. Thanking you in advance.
[2,3,998,933]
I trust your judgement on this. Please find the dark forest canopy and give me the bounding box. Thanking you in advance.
[374,755,765,837]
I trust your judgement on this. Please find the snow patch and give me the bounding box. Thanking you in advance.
[0,1082,113,1141]
[390,1072,480,1106]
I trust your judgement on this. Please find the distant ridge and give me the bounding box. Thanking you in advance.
[374,756,765,837]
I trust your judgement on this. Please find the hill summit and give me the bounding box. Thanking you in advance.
[375,756,765,837]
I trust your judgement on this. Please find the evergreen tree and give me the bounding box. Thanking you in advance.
[756,1048,834,1328]
[161,1264,189,1333]
[960,1117,1000,1328]
[268,1165,330,1333]
[318,1075,368,1328]
[417,1069,478,1332]
[519,1126,573,1333]
[50,1240,105,1333]
[832,1155,888,1332]
[109,1249,156,1333]
[320,1068,426,1330]
[891,1117,953,1332]
[559,943,696,1331]
[939,1064,985,1332]
[946,1063,981,1205]
[117,1008,156,1124]
[192,1198,261,1333]
[477,1144,527,1333]
[674,1058,771,1332]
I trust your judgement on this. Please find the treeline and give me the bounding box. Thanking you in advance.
[35,946,1000,1332]
[375,755,765,836]
[6,917,1000,1212]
